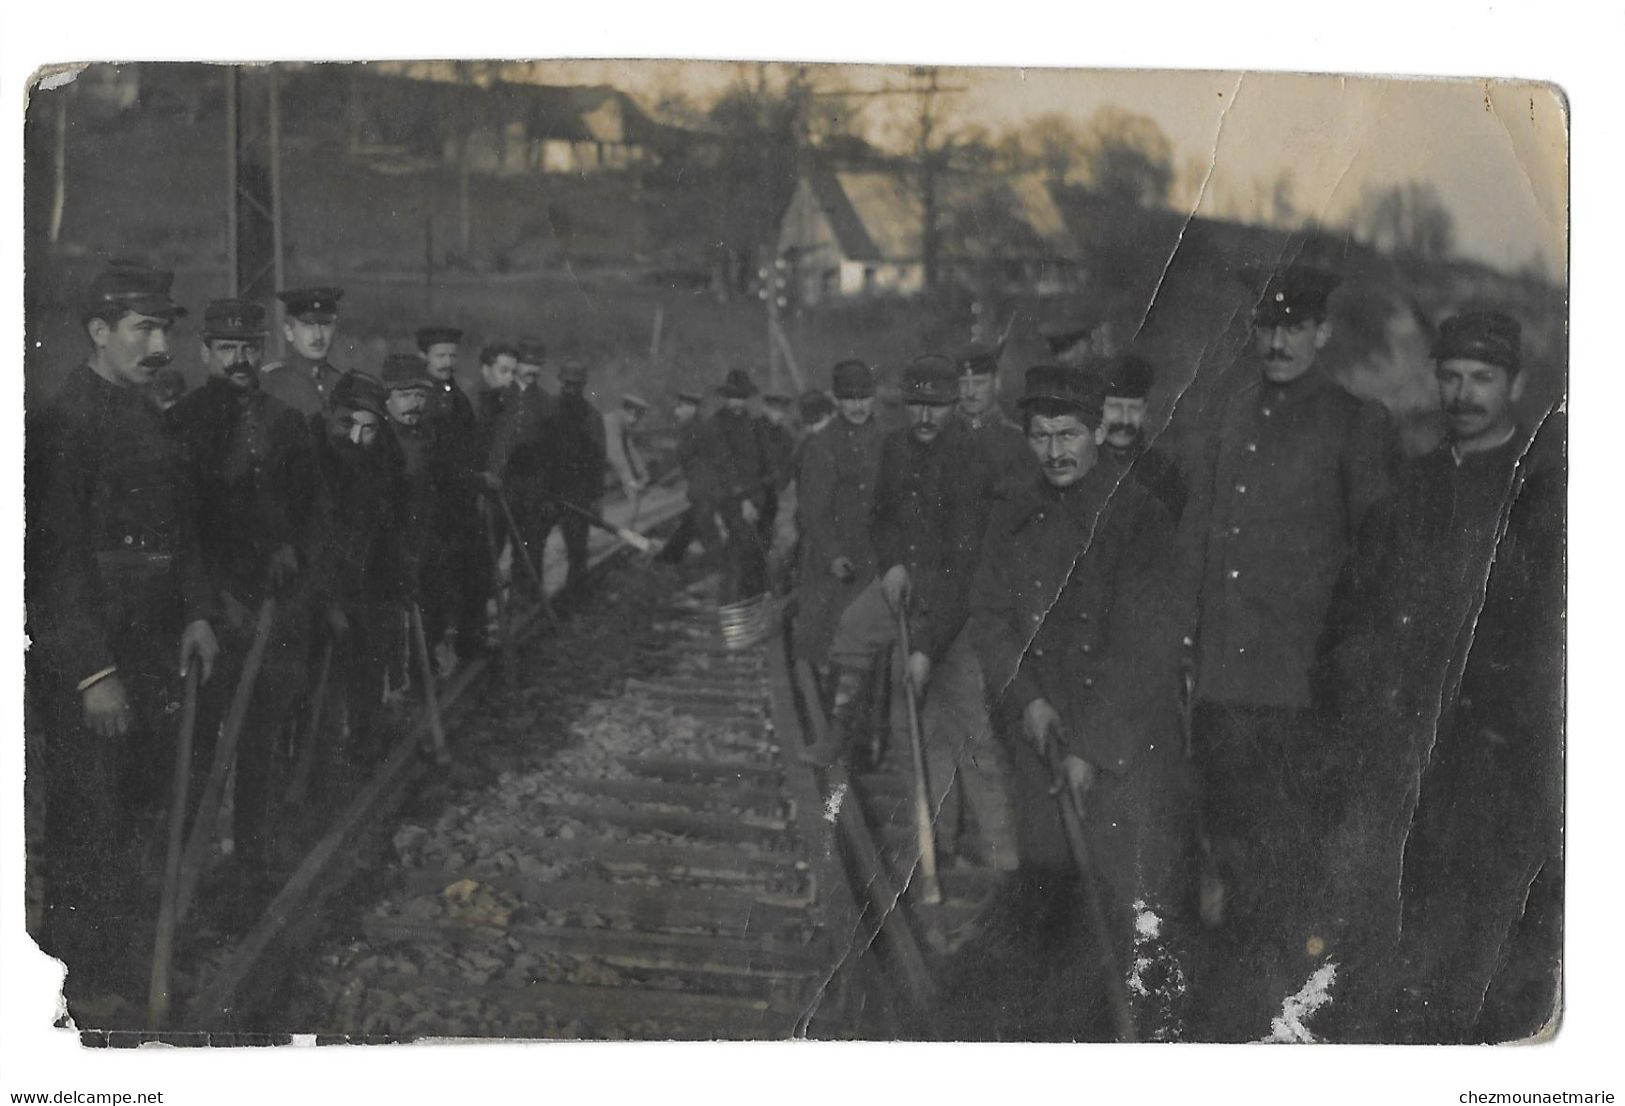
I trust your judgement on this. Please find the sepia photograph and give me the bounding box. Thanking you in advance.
[3,3,1602,1097]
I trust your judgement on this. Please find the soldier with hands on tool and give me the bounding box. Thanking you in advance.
[801,355,995,765]
[535,358,608,600]
[1180,263,1398,1040]
[306,371,409,770]
[792,360,884,680]
[655,389,721,565]
[965,363,1189,1040]
[26,262,219,1008]
[259,286,346,417]
[704,369,776,603]
[604,393,652,503]
[165,298,316,906]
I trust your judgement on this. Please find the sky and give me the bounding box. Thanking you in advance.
[519,60,1566,278]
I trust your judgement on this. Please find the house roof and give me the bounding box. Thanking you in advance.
[804,166,1074,263]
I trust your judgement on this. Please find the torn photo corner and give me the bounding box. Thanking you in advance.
[19,59,1565,1046]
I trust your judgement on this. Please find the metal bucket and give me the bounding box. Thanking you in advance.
[717,593,773,651]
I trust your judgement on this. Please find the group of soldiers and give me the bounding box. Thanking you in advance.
[25,257,1562,1044]
[780,266,1563,1044]
[24,263,661,1013]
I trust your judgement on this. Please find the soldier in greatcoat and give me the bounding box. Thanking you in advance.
[415,326,496,663]
[953,342,1031,481]
[534,359,607,601]
[654,390,721,565]
[792,360,884,678]
[1315,311,1563,1042]
[800,356,996,767]
[166,298,315,907]
[306,372,409,770]
[961,364,1188,1040]
[26,262,219,1008]
[1095,353,1186,522]
[258,287,346,417]
[704,369,776,603]
[1180,264,1398,1040]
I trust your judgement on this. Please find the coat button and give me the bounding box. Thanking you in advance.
[1080,644,1092,654]
[1246,442,1258,453]
[1228,569,1240,579]
[1230,526,1242,536]
[1235,483,1247,494]
[123,535,134,545]
[1262,407,1273,417]
[1033,647,1046,657]
[1079,612,1090,622]
[1083,677,1094,688]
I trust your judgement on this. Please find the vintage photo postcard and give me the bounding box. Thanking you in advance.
[15,56,1567,1057]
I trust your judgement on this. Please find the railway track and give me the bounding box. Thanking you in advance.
[89,480,1007,1043]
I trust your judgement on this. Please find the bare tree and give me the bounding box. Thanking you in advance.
[1021,112,1087,186]
[1078,104,1174,207]
[1347,181,1457,261]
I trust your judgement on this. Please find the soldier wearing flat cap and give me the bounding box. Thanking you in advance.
[25,261,220,1008]
[961,363,1190,1040]
[1096,353,1186,521]
[306,371,410,769]
[1180,262,1398,1040]
[260,286,347,417]
[655,389,724,565]
[793,361,886,678]
[801,355,996,768]
[1314,310,1563,1042]
[952,342,1031,481]
[165,297,319,905]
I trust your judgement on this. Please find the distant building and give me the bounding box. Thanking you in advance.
[776,164,1084,304]
[351,68,705,176]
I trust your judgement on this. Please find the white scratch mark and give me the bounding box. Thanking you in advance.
[37,66,86,92]
[1264,960,1339,1043]
[822,782,847,823]
[1132,899,1162,939]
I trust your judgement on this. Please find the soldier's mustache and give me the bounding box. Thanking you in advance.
[1264,350,1295,362]
[1448,403,1486,417]
[140,354,171,369]
[1106,422,1136,436]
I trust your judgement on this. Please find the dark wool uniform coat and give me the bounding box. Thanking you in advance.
[1183,368,1397,710]
[956,405,1034,486]
[1100,440,1187,524]
[970,463,1182,778]
[704,407,775,506]
[28,364,213,686]
[259,351,346,418]
[870,424,996,662]
[166,377,316,601]
[793,416,885,665]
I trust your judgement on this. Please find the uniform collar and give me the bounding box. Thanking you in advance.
[1450,424,1521,466]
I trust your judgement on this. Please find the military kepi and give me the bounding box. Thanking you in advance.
[1244,264,1341,326]
[1019,364,1103,426]
[202,298,268,340]
[415,326,464,351]
[955,343,1002,378]
[719,368,758,398]
[901,354,958,405]
[1433,310,1522,372]
[277,286,344,322]
[1101,353,1155,400]
[86,261,187,320]
[830,359,875,399]
[381,353,432,390]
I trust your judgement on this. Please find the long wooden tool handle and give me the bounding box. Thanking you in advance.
[496,490,559,627]
[286,639,334,805]
[485,511,516,689]
[409,602,451,765]
[176,596,277,922]
[1048,748,1138,1042]
[147,662,201,1031]
[895,605,943,906]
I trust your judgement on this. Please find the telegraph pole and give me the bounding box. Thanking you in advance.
[225,66,286,352]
